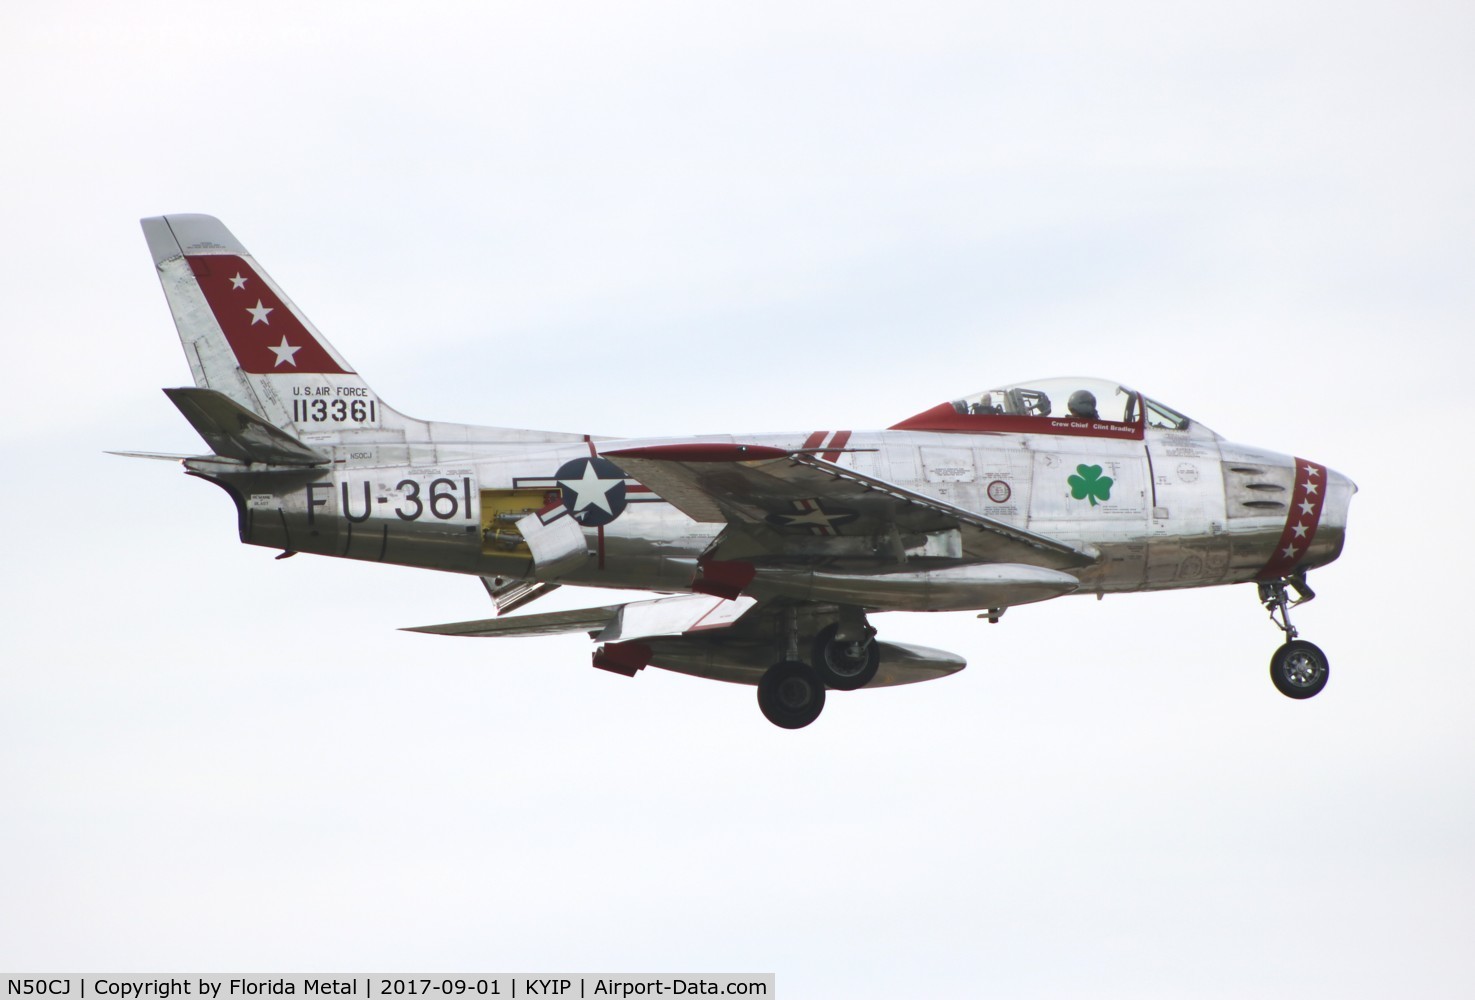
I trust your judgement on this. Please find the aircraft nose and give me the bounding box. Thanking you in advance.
[1311,464,1356,568]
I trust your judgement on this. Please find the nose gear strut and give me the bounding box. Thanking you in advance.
[1258,573,1330,699]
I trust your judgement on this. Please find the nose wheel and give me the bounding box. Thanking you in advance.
[1259,574,1330,699]
[1270,640,1329,699]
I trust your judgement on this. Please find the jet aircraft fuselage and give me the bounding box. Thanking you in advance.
[133,215,1355,728]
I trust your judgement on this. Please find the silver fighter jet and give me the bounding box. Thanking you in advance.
[127,215,1356,728]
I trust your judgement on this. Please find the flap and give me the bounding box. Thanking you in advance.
[598,594,759,641]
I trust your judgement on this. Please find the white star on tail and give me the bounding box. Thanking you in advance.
[247,300,273,325]
[230,273,247,290]
[558,462,621,516]
[268,337,301,367]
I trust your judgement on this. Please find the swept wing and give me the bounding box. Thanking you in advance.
[606,445,1097,570]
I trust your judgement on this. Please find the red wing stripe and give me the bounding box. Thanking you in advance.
[801,431,828,451]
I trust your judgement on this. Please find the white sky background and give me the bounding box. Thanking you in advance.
[2,0,1473,994]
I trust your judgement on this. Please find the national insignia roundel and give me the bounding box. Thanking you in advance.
[556,456,629,526]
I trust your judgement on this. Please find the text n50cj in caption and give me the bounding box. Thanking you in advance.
[4,978,772,1000]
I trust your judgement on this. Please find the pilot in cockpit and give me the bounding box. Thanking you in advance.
[970,392,1002,416]
[1067,389,1099,420]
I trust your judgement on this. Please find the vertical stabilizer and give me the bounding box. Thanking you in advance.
[143,214,592,447]
[143,213,404,438]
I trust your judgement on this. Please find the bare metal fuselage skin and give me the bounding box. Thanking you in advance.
[195,422,1351,605]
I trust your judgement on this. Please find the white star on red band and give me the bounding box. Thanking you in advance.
[1257,457,1327,580]
[185,254,352,375]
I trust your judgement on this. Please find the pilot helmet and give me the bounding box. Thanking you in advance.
[1068,389,1098,417]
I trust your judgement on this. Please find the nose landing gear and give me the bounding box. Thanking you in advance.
[1259,574,1329,699]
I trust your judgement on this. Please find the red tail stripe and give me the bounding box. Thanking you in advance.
[186,255,349,375]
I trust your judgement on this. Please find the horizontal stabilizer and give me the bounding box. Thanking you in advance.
[106,450,199,462]
[164,387,330,466]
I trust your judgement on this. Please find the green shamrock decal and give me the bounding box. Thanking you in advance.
[1068,464,1113,506]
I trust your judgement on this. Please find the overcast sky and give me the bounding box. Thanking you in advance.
[3,2,1473,996]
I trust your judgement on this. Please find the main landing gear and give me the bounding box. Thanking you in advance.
[757,609,878,729]
[757,661,827,729]
[1259,574,1329,699]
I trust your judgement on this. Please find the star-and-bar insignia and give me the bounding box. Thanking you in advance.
[766,498,859,536]
[1256,456,1328,580]
[555,456,630,527]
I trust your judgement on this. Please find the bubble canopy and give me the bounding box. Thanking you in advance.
[890,377,1192,439]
